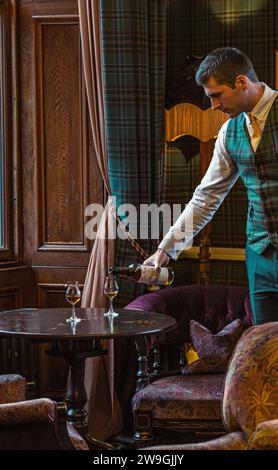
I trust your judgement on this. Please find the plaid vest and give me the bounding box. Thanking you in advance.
[226,95,278,254]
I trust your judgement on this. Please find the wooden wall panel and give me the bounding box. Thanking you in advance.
[34,16,88,250]
[20,0,103,267]
[34,266,86,306]
[0,266,38,386]
[0,267,34,308]
[0,287,21,310]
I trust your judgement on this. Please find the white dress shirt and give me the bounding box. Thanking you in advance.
[159,83,278,260]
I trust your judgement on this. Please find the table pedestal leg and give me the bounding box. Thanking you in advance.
[47,341,107,432]
[65,351,115,450]
[66,355,87,427]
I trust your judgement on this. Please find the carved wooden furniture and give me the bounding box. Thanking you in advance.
[126,284,253,444]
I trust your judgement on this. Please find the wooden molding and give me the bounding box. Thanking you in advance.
[0,0,21,265]
[32,14,79,22]
[181,246,246,261]
[37,282,84,308]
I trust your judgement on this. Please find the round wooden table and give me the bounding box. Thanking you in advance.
[0,307,177,429]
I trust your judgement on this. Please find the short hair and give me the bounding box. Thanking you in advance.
[195,47,258,88]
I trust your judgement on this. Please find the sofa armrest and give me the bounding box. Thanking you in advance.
[0,398,89,450]
[247,419,278,450]
[0,374,26,404]
[0,398,56,426]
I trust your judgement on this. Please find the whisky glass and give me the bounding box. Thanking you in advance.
[103,275,119,318]
[65,281,81,323]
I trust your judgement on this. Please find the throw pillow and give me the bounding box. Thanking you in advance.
[182,318,243,375]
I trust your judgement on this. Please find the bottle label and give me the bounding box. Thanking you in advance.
[138,266,169,285]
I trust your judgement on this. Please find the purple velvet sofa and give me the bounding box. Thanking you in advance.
[125,284,253,444]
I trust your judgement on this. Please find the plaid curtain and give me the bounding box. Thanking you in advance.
[100,0,167,306]
[99,0,167,430]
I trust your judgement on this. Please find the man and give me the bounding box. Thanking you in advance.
[144,47,278,325]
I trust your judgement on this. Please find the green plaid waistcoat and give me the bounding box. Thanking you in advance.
[226,95,278,254]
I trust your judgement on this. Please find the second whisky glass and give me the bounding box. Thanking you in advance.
[103,275,119,318]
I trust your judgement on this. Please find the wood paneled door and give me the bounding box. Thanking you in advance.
[0,0,103,398]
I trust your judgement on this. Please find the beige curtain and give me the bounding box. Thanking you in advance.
[78,0,123,440]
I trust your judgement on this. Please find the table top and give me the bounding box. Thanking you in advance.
[0,308,177,340]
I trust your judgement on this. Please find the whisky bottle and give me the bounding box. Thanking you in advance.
[108,263,174,286]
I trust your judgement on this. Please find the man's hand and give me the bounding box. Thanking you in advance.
[143,249,170,269]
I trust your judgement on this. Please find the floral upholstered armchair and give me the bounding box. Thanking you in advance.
[0,374,88,450]
[143,321,278,450]
[126,284,253,443]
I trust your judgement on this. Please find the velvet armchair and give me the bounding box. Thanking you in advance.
[125,284,253,444]
[0,374,88,450]
[144,321,278,450]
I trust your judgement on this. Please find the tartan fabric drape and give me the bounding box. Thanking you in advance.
[100,0,168,306]
[99,0,168,429]
[79,0,168,441]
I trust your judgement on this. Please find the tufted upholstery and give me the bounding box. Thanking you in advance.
[0,374,89,450]
[144,322,278,450]
[127,284,253,341]
[126,284,253,443]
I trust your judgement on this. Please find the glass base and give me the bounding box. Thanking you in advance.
[104,311,119,318]
[66,316,82,323]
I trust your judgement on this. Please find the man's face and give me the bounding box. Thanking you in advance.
[203,75,247,118]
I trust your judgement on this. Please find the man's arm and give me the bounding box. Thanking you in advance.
[144,123,239,266]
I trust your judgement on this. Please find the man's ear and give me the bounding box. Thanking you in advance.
[235,75,248,89]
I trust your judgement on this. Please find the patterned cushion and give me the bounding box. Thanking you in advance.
[223,322,278,437]
[132,375,224,421]
[182,319,243,374]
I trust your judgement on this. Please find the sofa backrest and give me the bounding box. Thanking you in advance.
[126,284,253,342]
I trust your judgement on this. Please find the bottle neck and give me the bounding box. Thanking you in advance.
[109,264,174,285]
[109,267,133,276]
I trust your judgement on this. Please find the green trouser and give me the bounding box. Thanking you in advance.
[246,244,278,324]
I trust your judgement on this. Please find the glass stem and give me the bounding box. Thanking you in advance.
[72,304,76,319]
[109,298,113,314]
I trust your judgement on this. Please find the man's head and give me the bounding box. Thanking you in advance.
[196,47,261,117]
